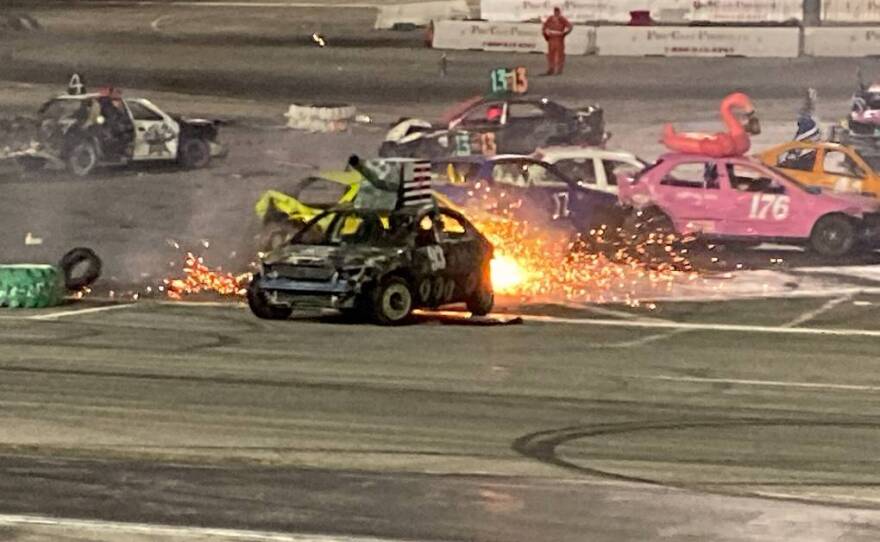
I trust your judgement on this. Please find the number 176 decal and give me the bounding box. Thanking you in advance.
[749,194,790,220]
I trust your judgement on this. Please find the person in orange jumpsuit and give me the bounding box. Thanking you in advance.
[542,7,573,76]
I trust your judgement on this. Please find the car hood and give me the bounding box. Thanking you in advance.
[264,244,399,269]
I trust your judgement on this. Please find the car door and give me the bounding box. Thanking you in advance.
[448,100,505,156]
[499,101,557,154]
[720,161,801,238]
[653,160,718,234]
[821,148,868,194]
[126,99,180,161]
[436,208,480,285]
[488,158,576,229]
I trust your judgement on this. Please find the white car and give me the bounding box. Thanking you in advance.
[15,90,227,176]
[532,146,645,195]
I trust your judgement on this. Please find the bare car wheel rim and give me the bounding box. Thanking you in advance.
[381,284,411,321]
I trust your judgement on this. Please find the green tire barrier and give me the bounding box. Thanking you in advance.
[0,264,65,308]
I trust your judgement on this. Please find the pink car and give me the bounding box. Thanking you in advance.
[617,153,880,256]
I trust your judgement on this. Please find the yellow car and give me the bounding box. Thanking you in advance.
[757,141,880,197]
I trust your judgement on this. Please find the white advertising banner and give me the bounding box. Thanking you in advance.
[374,0,470,29]
[432,19,596,54]
[479,0,802,23]
[804,27,880,56]
[821,0,880,23]
[595,26,799,57]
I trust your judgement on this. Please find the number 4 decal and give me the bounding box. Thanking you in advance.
[749,194,790,220]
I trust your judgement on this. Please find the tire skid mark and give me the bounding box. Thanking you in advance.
[513,419,880,509]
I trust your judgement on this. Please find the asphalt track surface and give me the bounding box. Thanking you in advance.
[2,297,880,541]
[5,3,880,541]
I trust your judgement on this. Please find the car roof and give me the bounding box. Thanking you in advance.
[535,146,640,161]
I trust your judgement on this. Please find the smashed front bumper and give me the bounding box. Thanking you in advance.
[257,276,359,309]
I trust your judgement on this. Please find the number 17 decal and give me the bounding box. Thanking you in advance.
[749,194,790,220]
[552,192,571,220]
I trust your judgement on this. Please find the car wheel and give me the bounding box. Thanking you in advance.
[246,276,292,320]
[466,283,494,316]
[370,276,413,325]
[810,214,856,257]
[179,138,211,169]
[620,208,685,265]
[67,141,98,177]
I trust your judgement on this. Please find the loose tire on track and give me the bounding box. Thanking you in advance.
[810,214,856,257]
[246,277,292,320]
[59,247,102,291]
[370,276,413,325]
[178,138,211,169]
[0,264,64,308]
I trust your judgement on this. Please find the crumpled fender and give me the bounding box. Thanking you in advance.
[385,118,433,143]
[254,190,324,223]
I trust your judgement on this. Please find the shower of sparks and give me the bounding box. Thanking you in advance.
[163,251,250,299]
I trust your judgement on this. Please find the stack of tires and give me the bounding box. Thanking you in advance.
[284,104,356,133]
[0,248,101,308]
[0,265,64,308]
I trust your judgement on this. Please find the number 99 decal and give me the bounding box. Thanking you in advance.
[748,194,790,220]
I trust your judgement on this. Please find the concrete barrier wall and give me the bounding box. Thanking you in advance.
[804,27,880,56]
[432,20,596,54]
[821,0,880,23]
[595,26,800,57]
[374,0,470,29]
[479,0,802,23]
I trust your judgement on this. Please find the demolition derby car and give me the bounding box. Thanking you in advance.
[437,154,626,237]
[758,141,880,197]
[248,205,494,324]
[379,95,608,159]
[532,146,645,195]
[253,168,464,251]
[14,89,226,176]
[617,153,880,257]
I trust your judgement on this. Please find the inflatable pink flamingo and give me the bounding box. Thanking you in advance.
[662,92,761,157]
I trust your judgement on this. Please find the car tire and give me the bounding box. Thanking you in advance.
[67,141,98,177]
[810,214,856,257]
[246,276,292,320]
[466,283,494,316]
[620,208,685,266]
[179,138,211,169]
[370,276,413,325]
[58,247,102,291]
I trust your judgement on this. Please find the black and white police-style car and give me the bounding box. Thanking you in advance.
[16,87,226,176]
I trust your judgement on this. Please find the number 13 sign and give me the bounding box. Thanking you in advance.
[490,67,528,94]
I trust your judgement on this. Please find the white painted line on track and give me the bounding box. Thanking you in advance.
[634,374,880,393]
[782,294,854,328]
[0,513,407,542]
[602,328,690,349]
[523,314,880,338]
[28,304,136,320]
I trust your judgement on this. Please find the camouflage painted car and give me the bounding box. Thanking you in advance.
[247,205,494,324]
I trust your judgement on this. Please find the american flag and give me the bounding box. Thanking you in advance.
[398,160,434,209]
